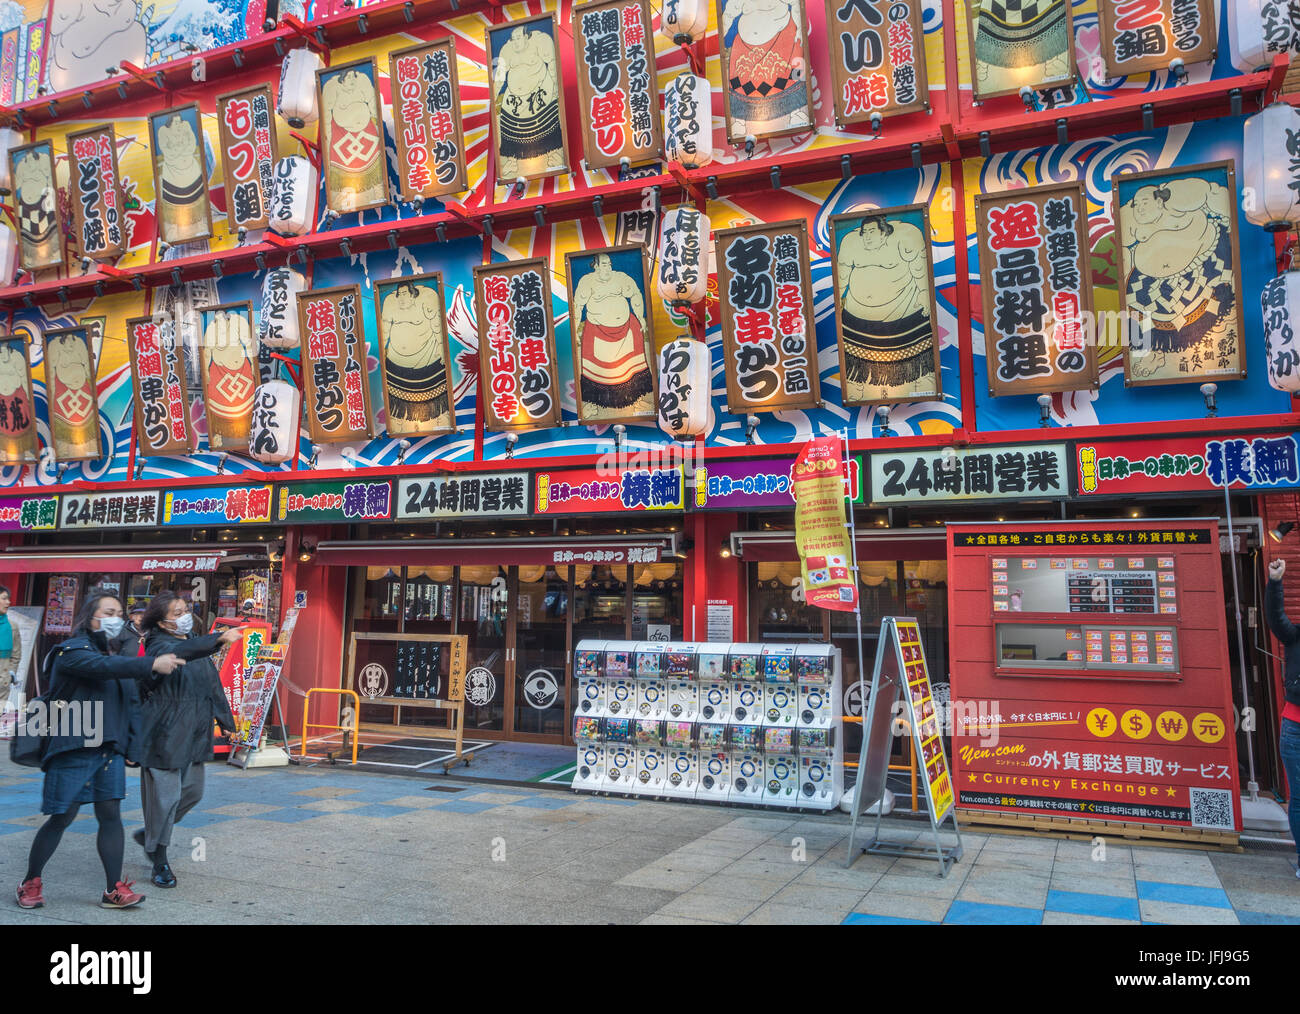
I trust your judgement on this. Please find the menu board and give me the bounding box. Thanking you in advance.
[897,619,953,821]
[991,555,1175,616]
[997,622,1178,675]
[233,644,286,749]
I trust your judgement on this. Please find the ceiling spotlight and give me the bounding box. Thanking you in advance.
[1200,382,1218,418]
[1037,393,1052,427]
[1270,521,1296,543]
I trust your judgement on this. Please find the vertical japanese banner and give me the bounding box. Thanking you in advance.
[374,271,456,436]
[473,258,563,431]
[0,335,38,464]
[716,0,815,142]
[10,140,64,271]
[43,326,100,463]
[198,302,258,453]
[0,30,16,106]
[792,436,858,612]
[824,0,928,126]
[715,219,820,414]
[486,13,571,185]
[216,85,277,233]
[127,313,195,456]
[66,125,127,263]
[297,284,375,444]
[1098,0,1217,79]
[149,103,213,246]
[317,57,390,215]
[975,182,1098,398]
[572,0,662,171]
[211,619,272,755]
[388,38,469,201]
[967,0,1076,102]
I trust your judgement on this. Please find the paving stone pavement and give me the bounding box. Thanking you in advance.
[1,756,1298,925]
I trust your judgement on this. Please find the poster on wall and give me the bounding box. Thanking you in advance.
[824,0,929,125]
[571,0,662,170]
[149,103,213,245]
[473,258,562,431]
[1097,0,1217,79]
[792,436,858,611]
[1114,161,1245,387]
[66,124,128,262]
[216,85,277,233]
[127,313,194,457]
[298,283,375,444]
[830,205,941,406]
[486,13,571,184]
[388,38,469,201]
[0,336,38,464]
[43,326,100,463]
[565,244,657,424]
[10,140,63,270]
[44,575,80,636]
[715,219,820,414]
[199,302,257,453]
[967,0,1076,101]
[374,272,455,437]
[317,57,390,215]
[717,0,815,143]
[975,181,1099,397]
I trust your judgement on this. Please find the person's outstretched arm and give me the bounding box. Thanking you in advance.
[1266,559,1299,645]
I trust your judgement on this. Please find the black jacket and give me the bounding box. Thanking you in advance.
[139,629,237,769]
[111,621,144,659]
[43,631,153,769]
[1265,578,1300,707]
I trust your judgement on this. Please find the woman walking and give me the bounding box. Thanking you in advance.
[15,593,185,910]
[0,585,22,703]
[136,592,244,888]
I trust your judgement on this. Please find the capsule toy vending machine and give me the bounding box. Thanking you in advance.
[603,642,637,719]
[697,647,732,723]
[602,717,635,793]
[762,644,799,726]
[696,722,731,803]
[573,716,606,791]
[574,641,607,717]
[763,725,800,804]
[728,644,764,724]
[663,721,699,800]
[797,727,841,810]
[795,644,838,730]
[634,719,667,795]
[727,723,765,804]
[664,645,699,722]
[634,643,669,721]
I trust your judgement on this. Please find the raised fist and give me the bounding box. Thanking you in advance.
[1270,559,1286,581]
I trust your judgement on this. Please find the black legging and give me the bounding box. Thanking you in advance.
[26,799,125,893]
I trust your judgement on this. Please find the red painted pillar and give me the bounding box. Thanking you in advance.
[685,511,745,641]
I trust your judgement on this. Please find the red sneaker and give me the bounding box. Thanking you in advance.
[15,877,43,909]
[100,880,145,909]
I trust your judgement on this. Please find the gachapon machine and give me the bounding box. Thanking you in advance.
[728,644,764,724]
[696,722,731,803]
[662,720,699,800]
[697,648,732,723]
[603,641,637,718]
[664,645,699,722]
[762,725,799,804]
[727,723,765,805]
[761,644,798,726]
[795,644,837,729]
[573,716,605,792]
[633,718,666,795]
[574,641,607,717]
[602,717,635,794]
[796,726,841,810]
[634,642,668,721]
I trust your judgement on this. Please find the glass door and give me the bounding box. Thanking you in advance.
[458,564,507,733]
[511,565,569,739]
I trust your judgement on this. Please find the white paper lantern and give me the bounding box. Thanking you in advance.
[1243,103,1300,232]
[0,223,16,287]
[258,267,306,349]
[1263,270,1300,392]
[0,128,24,193]
[268,155,317,237]
[277,47,322,128]
[1228,0,1299,72]
[657,337,710,438]
[659,0,709,43]
[248,378,301,464]
[656,207,709,305]
[664,73,712,170]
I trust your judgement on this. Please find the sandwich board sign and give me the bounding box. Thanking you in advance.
[846,616,963,876]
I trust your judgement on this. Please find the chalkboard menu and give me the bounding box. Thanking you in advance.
[393,640,445,698]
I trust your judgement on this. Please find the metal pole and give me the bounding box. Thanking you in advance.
[1223,482,1260,799]
[843,429,870,810]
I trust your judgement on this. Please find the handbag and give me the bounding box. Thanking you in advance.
[8,648,64,769]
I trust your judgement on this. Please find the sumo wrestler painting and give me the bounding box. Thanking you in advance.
[9,141,64,271]
[373,273,455,437]
[200,302,258,452]
[148,104,213,245]
[0,336,37,464]
[486,14,570,184]
[317,58,390,215]
[717,0,815,143]
[829,206,941,406]
[43,327,101,462]
[1114,161,1245,387]
[967,0,1075,101]
[565,245,657,424]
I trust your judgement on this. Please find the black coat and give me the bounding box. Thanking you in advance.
[1266,578,1300,707]
[139,629,237,769]
[43,631,153,769]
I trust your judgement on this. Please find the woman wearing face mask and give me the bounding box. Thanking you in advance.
[136,592,245,888]
[0,585,22,703]
[15,594,185,911]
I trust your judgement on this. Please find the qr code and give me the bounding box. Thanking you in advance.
[839,587,855,602]
[1189,787,1234,830]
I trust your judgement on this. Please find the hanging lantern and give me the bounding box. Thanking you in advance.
[0,127,23,193]
[659,0,709,43]
[649,563,678,581]
[248,378,301,465]
[267,155,317,238]
[0,223,16,286]
[664,72,712,170]
[757,562,780,582]
[656,207,710,306]
[1228,0,1300,71]
[277,47,322,128]
[573,564,594,585]
[777,562,802,586]
[1264,268,1300,392]
[460,565,498,586]
[657,337,710,439]
[518,565,546,583]
[428,566,454,583]
[1243,103,1300,232]
[257,267,306,349]
[633,565,653,587]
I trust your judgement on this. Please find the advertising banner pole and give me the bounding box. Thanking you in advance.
[1221,476,1260,799]
[842,428,869,809]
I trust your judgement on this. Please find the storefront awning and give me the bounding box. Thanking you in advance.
[0,550,230,574]
[313,534,681,568]
[731,529,947,562]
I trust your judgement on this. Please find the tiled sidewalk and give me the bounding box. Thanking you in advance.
[1,756,1297,925]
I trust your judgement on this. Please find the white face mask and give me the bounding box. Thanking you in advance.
[99,615,125,639]
[173,612,194,635]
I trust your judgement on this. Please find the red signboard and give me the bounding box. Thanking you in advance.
[211,618,273,756]
[1076,433,1300,496]
[534,466,683,514]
